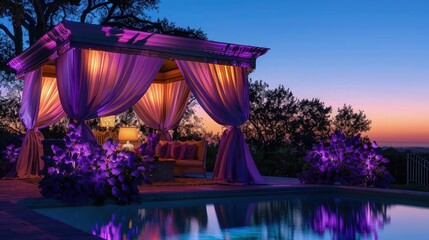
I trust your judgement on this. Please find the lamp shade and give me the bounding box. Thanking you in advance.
[100,116,115,128]
[118,127,139,141]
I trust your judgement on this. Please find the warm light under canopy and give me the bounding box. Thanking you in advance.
[118,127,139,141]
[100,115,115,128]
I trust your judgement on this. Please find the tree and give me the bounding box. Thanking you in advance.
[173,95,206,140]
[333,104,371,138]
[243,79,298,150]
[290,98,332,151]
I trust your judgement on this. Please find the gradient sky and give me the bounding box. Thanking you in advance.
[150,0,429,147]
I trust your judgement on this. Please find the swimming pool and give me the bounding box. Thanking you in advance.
[33,193,429,239]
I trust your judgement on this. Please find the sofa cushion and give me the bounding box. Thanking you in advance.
[170,142,183,159]
[179,143,197,160]
[164,141,176,158]
[175,159,204,167]
[185,140,206,161]
[155,141,168,158]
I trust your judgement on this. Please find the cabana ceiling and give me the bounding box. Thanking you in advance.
[8,21,269,77]
[42,59,184,84]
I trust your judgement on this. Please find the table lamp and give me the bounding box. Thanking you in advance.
[118,127,139,151]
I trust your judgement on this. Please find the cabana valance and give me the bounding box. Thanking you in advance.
[7,21,269,184]
[8,21,268,78]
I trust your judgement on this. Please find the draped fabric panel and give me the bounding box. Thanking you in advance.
[176,60,263,184]
[10,70,66,178]
[56,48,164,141]
[133,80,190,140]
[36,77,66,127]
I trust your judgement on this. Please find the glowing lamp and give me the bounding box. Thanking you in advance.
[118,127,139,151]
[99,116,116,128]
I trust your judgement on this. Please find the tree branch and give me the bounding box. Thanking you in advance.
[108,14,158,27]
[0,24,15,41]
[101,2,118,25]
[81,1,113,23]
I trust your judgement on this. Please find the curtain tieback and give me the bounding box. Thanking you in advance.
[27,128,41,134]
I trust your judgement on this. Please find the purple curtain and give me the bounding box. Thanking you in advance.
[56,48,163,141]
[176,60,263,184]
[133,81,190,140]
[9,68,66,178]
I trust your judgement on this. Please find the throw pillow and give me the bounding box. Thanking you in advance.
[155,142,168,158]
[165,141,175,158]
[180,144,197,160]
[170,142,183,159]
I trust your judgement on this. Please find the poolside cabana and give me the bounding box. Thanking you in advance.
[7,21,269,184]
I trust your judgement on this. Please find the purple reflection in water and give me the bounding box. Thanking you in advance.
[35,194,395,239]
[310,202,388,240]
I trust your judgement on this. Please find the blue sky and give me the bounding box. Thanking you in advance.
[150,0,429,146]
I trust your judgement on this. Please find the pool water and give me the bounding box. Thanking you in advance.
[33,193,429,240]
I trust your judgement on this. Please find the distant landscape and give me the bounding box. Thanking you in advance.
[381,146,429,154]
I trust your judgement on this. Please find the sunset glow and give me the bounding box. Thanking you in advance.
[154,0,429,147]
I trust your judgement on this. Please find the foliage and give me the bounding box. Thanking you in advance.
[291,98,332,152]
[204,133,221,172]
[333,104,371,138]
[381,148,407,185]
[39,117,69,139]
[1,143,20,164]
[300,131,394,187]
[0,88,24,135]
[0,143,20,177]
[251,144,304,177]
[136,131,160,158]
[39,122,151,204]
[241,79,375,178]
[172,95,207,141]
[243,80,298,150]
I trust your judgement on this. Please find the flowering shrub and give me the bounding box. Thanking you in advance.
[40,123,152,204]
[0,144,21,177]
[1,144,20,164]
[300,131,394,187]
[136,131,160,159]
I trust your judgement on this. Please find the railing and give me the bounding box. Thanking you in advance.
[407,153,429,189]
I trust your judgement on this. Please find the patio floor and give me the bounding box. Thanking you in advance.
[1,175,429,239]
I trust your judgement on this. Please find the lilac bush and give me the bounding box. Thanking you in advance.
[40,122,152,204]
[300,131,394,187]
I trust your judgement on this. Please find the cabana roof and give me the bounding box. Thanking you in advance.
[8,21,269,77]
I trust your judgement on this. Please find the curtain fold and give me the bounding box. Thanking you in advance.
[56,48,163,141]
[176,60,263,184]
[133,80,190,140]
[10,70,66,178]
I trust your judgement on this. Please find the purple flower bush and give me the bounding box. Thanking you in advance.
[300,131,394,187]
[136,131,160,159]
[1,144,20,164]
[40,123,152,204]
[0,144,21,177]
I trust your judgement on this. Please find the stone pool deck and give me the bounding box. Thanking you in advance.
[1,176,429,239]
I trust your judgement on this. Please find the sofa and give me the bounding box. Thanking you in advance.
[155,139,207,177]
